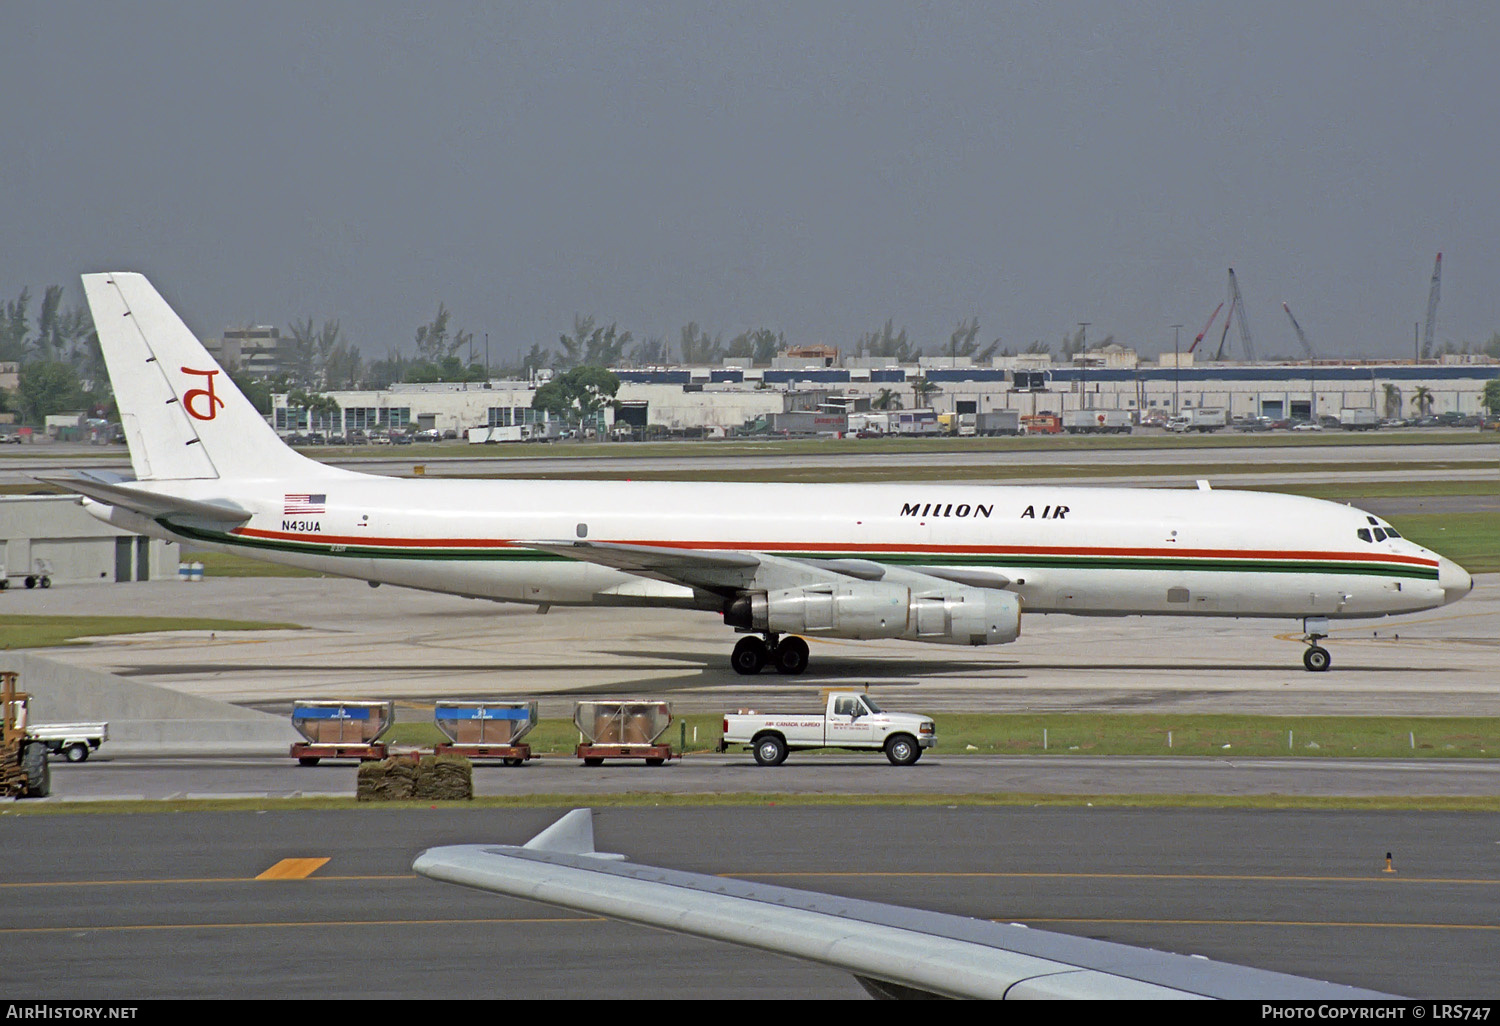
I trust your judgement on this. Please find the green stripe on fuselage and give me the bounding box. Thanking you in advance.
[164,521,1438,580]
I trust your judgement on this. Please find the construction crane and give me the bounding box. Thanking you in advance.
[1187,302,1223,353]
[1213,268,1256,362]
[1282,302,1319,425]
[1421,252,1442,360]
[1282,302,1315,361]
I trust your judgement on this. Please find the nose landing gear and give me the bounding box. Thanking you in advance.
[730,634,810,675]
[1301,617,1331,672]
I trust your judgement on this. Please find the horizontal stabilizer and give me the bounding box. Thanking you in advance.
[38,472,252,524]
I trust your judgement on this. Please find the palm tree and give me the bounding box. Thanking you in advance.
[1412,386,1435,416]
[1382,383,1402,419]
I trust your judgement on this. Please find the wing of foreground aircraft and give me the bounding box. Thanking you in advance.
[414,809,1393,1001]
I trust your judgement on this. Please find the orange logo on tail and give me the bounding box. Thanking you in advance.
[180,367,225,421]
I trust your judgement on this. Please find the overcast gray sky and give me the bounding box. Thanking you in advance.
[3,1,1497,363]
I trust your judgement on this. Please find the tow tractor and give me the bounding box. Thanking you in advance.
[1,672,50,798]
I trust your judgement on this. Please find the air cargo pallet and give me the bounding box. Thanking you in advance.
[434,742,532,766]
[575,743,677,767]
[291,742,389,766]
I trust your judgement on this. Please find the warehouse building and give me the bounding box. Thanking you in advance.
[1,495,180,588]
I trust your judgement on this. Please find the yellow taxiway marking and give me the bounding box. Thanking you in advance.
[0,874,413,889]
[0,916,605,936]
[255,858,332,880]
[5,870,1500,889]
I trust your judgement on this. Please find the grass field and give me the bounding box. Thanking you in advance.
[384,712,1500,760]
[1382,512,1500,573]
[0,615,302,648]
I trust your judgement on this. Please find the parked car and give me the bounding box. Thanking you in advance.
[442,429,459,440]
[1290,420,1322,431]
[1267,418,1293,430]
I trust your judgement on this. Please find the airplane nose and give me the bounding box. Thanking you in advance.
[1438,557,1473,605]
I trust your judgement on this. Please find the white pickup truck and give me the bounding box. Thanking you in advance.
[27,722,108,762]
[717,691,935,766]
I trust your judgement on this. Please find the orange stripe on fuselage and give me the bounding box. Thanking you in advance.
[229,528,1438,568]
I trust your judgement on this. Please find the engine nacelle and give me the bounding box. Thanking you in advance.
[907,589,1021,646]
[724,582,1021,646]
[726,581,912,639]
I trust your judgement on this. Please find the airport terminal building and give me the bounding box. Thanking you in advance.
[272,353,1500,437]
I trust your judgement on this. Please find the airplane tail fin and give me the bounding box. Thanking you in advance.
[82,273,337,482]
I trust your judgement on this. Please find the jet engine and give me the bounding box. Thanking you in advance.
[724,581,1021,646]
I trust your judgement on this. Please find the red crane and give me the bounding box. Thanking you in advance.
[1187,302,1223,354]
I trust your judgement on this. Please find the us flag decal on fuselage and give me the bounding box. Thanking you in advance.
[284,493,327,514]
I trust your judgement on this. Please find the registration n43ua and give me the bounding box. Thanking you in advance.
[57,273,1473,675]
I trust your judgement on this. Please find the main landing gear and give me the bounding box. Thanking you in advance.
[1301,617,1331,672]
[730,634,810,676]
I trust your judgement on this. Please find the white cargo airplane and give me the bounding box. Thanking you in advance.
[58,273,1472,675]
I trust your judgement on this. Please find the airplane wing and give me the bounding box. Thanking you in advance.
[37,471,252,525]
[520,541,1008,595]
[415,809,1393,1001]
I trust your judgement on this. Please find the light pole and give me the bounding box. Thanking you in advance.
[1170,324,1183,417]
[1077,322,1090,409]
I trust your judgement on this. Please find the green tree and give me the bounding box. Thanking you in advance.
[1412,386,1435,416]
[558,316,631,370]
[1482,379,1500,416]
[676,322,721,364]
[17,361,84,424]
[855,319,919,361]
[1382,383,1402,419]
[726,328,785,366]
[910,374,940,407]
[531,366,621,429]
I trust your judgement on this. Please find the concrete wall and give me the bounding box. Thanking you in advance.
[0,653,297,754]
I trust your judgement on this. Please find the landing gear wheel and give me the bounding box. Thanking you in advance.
[885,734,921,766]
[753,735,789,767]
[1303,646,1331,672]
[772,636,810,675]
[64,743,89,763]
[731,636,768,675]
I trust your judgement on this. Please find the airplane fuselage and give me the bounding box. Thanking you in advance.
[96,475,1461,621]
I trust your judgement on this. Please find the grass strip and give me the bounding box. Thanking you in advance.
[1383,512,1500,574]
[0,615,302,649]
[386,713,1500,760]
[6,792,1500,815]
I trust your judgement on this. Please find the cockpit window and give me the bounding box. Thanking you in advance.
[1372,527,1388,542]
[1367,516,1379,525]
[1385,527,1401,538]
[1357,528,1372,542]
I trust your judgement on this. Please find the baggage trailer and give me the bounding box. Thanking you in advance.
[0,558,53,591]
[290,700,395,765]
[433,700,537,765]
[574,700,677,766]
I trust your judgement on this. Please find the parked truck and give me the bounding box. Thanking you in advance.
[1167,408,1228,433]
[1338,408,1381,431]
[717,690,935,766]
[975,410,1021,436]
[26,721,108,762]
[1063,409,1132,434]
